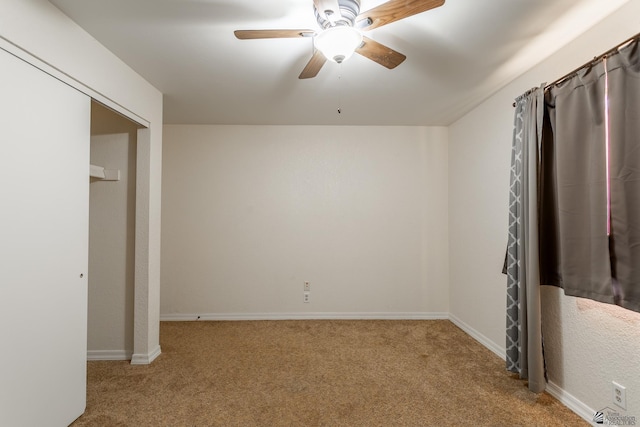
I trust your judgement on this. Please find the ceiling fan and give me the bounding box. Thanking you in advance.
[234,0,445,79]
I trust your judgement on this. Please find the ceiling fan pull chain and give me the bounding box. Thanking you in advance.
[337,65,343,114]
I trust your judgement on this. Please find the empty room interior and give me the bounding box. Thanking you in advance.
[2,0,640,425]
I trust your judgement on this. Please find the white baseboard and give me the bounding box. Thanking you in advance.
[87,350,132,361]
[546,381,596,425]
[160,312,450,321]
[448,313,506,360]
[448,316,596,424]
[131,345,162,365]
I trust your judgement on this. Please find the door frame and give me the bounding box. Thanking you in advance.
[0,39,160,364]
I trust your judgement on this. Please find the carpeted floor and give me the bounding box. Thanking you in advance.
[71,320,588,426]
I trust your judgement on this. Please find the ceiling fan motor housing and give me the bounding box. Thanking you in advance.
[315,0,361,29]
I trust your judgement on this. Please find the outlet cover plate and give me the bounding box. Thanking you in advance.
[613,381,627,410]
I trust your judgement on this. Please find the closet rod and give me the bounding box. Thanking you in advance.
[512,31,640,107]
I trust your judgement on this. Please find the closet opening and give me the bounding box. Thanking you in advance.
[88,100,141,360]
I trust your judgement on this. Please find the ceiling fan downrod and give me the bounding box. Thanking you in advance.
[314,0,361,29]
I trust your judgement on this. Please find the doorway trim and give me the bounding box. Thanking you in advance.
[1,38,160,364]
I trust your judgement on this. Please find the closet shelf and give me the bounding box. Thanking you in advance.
[90,164,120,181]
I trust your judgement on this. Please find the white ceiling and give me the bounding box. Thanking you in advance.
[49,0,629,126]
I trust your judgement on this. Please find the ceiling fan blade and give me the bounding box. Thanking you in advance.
[313,0,342,22]
[357,0,445,31]
[299,50,327,79]
[355,36,406,69]
[234,29,315,39]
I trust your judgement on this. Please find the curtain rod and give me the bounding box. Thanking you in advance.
[512,31,640,107]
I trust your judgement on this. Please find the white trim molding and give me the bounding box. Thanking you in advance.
[87,350,132,361]
[546,381,597,425]
[131,345,162,365]
[0,38,149,128]
[160,312,450,322]
[448,315,595,424]
[448,314,506,360]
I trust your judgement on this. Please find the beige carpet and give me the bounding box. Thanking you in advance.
[72,320,588,426]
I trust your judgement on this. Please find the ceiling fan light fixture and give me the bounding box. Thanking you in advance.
[314,25,362,64]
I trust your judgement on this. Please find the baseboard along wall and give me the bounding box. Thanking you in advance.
[446,315,596,425]
[160,312,450,322]
[546,381,598,425]
[87,350,132,361]
[448,314,506,360]
[131,345,162,365]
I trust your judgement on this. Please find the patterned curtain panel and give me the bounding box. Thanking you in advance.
[505,86,546,393]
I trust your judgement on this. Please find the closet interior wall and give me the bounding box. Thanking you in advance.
[88,101,139,360]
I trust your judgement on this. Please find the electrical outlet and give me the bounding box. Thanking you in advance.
[304,281,310,292]
[613,381,627,410]
[303,291,310,303]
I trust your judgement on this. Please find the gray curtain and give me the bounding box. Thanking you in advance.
[541,39,640,313]
[608,39,640,312]
[541,59,611,301]
[506,37,640,393]
[505,86,546,393]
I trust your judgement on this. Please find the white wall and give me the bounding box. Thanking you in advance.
[0,0,163,363]
[161,125,449,319]
[88,102,138,359]
[449,0,640,420]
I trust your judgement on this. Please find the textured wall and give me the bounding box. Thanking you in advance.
[542,286,640,416]
[449,0,640,420]
[161,125,449,318]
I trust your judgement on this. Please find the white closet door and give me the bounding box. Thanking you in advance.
[0,49,90,426]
